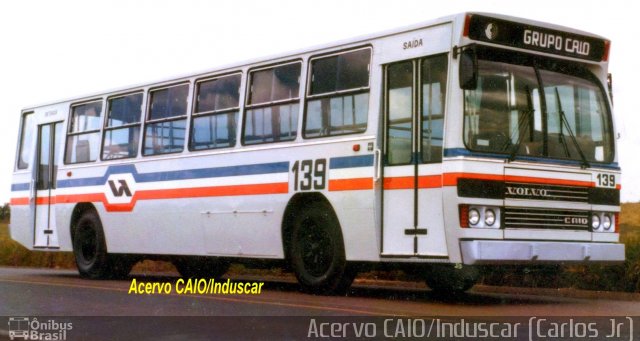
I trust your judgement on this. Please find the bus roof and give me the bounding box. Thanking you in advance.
[20,12,609,111]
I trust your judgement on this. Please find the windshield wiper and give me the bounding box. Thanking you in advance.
[554,87,590,169]
[508,85,534,162]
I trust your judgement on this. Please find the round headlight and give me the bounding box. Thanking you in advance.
[591,214,601,230]
[469,209,480,226]
[485,209,496,226]
[602,214,612,231]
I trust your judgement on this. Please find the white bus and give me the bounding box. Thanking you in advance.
[10,12,624,294]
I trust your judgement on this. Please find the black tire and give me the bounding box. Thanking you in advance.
[289,202,355,295]
[73,211,133,279]
[424,264,479,294]
[173,257,229,279]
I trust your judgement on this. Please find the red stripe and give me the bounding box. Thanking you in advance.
[10,197,29,205]
[418,175,442,188]
[18,182,288,212]
[383,176,414,190]
[35,196,57,205]
[504,175,593,187]
[10,197,59,205]
[382,175,443,190]
[57,193,105,204]
[11,172,618,209]
[109,182,288,212]
[136,182,288,200]
[329,178,373,191]
[443,172,504,186]
[442,172,595,188]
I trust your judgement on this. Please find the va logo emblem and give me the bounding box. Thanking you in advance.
[108,179,132,197]
[104,173,137,205]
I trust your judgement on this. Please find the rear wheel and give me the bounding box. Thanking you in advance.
[173,257,229,279]
[73,211,133,279]
[289,202,355,295]
[424,264,479,294]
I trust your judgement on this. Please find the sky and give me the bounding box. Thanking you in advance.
[1,0,639,203]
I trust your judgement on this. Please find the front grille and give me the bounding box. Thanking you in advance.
[504,207,590,230]
[504,182,589,202]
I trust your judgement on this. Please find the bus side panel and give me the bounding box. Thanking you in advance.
[289,138,379,262]
[10,169,32,249]
[326,184,378,262]
[9,182,32,250]
[68,138,380,261]
[196,195,289,257]
[94,155,283,257]
[52,203,74,251]
[67,151,288,257]
[99,199,207,256]
[126,189,288,258]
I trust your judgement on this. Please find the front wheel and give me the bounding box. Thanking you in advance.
[289,202,355,295]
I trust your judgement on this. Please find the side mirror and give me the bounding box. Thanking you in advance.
[459,48,478,90]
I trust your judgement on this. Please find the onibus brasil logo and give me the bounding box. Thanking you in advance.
[7,317,72,340]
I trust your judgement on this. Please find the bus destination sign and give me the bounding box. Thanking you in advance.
[467,14,607,62]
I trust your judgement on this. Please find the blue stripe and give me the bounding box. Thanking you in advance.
[56,161,290,189]
[329,155,374,169]
[135,162,289,182]
[11,183,30,191]
[444,148,620,170]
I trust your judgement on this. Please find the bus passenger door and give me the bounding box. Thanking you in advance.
[33,122,62,249]
[381,55,449,257]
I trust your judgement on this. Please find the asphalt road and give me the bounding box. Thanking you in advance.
[0,267,638,340]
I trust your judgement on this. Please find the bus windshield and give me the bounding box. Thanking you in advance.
[463,53,614,164]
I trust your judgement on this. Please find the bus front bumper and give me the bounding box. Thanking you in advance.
[460,240,625,265]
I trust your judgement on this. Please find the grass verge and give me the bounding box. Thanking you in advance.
[0,220,75,269]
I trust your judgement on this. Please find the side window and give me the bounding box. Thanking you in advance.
[421,54,448,163]
[191,74,241,150]
[102,92,143,160]
[65,101,103,164]
[304,48,370,138]
[143,84,189,155]
[243,62,300,145]
[17,112,35,169]
[386,61,414,165]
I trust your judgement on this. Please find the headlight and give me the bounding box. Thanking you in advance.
[462,206,501,229]
[485,209,496,226]
[469,209,480,226]
[602,214,612,231]
[591,214,601,230]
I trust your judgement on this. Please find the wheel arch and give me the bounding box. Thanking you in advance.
[281,192,342,263]
[70,202,99,243]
